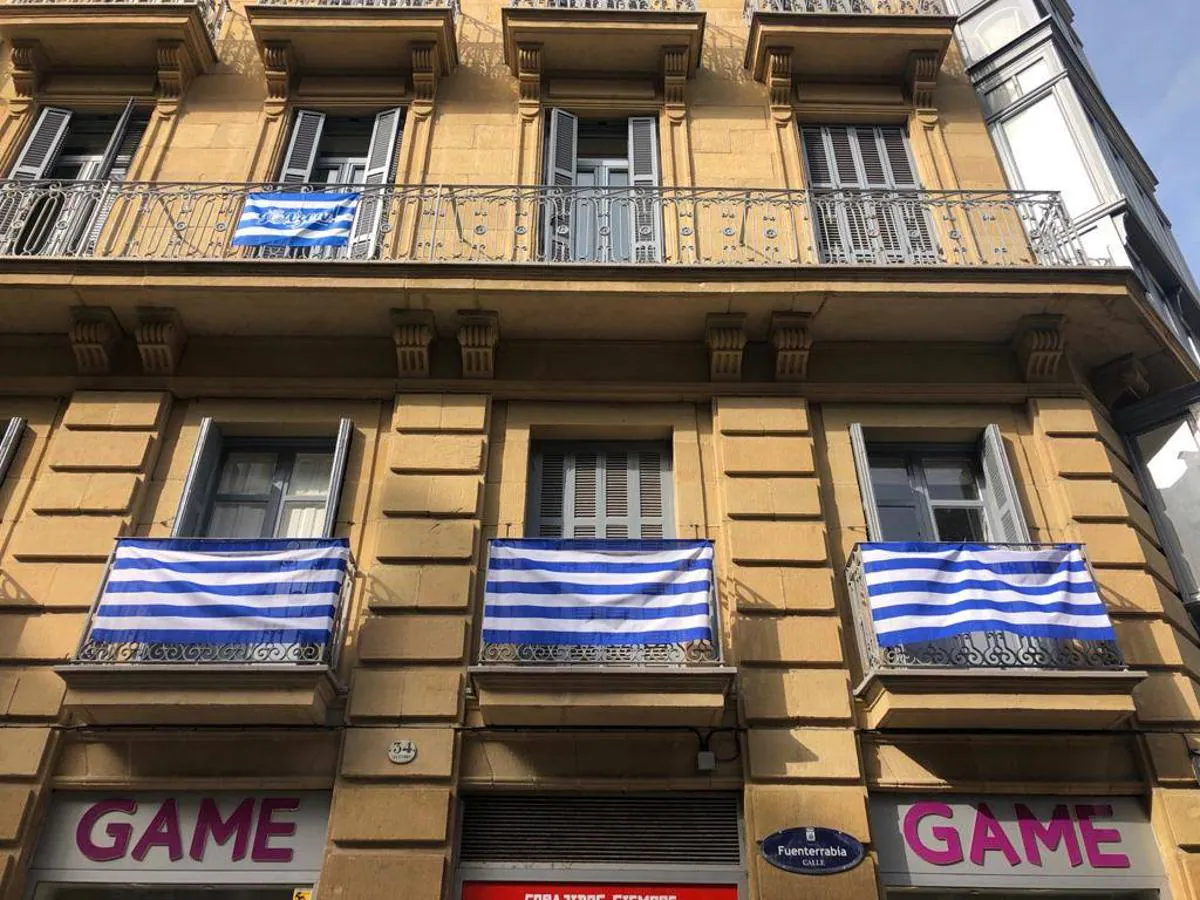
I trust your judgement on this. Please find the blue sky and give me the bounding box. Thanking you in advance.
[1071,1,1200,275]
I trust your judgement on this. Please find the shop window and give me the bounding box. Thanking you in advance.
[172,418,353,539]
[0,417,26,490]
[0,101,150,256]
[527,441,672,538]
[800,125,937,265]
[541,110,661,263]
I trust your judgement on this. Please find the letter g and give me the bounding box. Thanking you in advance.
[77,799,137,862]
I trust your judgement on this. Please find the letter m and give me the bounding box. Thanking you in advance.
[190,799,255,862]
[1016,803,1082,867]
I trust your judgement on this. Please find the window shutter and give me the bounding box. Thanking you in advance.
[979,424,1032,543]
[635,447,669,538]
[627,116,662,263]
[96,99,136,180]
[801,126,872,263]
[801,126,835,188]
[567,450,600,538]
[349,106,403,260]
[879,126,919,188]
[541,108,578,262]
[321,417,354,538]
[172,417,224,537]
[849,423,884,540]
[530,447,566,538]
[10,108,72,180]
[279,110,326,184]
[81,100,150,256]
[0,417,27,489]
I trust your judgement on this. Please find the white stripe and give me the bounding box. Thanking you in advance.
[107,567,346,588]
[90,614,334,632]
[483,590,710,609]
[864,567,1096,590]
[868,586,1103,611]
[99,591,340,609]
[480,613,712,635]
[242,198,357,210]
[861,547,1084,566]
[485,568,710,587]
[875,608,1112,636]
[489,545,712,566]
[115,546,348,565]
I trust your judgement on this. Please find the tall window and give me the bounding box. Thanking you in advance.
[528,442,672,539]
[1132,413,1200,607]
[957,0,1045,64]
[541,110,661,263]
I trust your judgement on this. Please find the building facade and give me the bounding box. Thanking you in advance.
[0,0,1198,899]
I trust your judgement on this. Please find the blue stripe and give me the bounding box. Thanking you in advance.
[232,234,351,248]
[87,627,331,645]
[871,598,1110,621]
[485,579,711,597]
[103,579,344,597]
[488,557,713,575]
[490,538,712,553]
[112,557,346,575]
[480,626,713,646]
[863,541,1081,553]
[96,603,336,620]
[484,602,710,621]
[877,620,1116,647]
[117,538,349,553]
[866,578,1098,598]
[862,557,1088,576]
[246,192,358,203]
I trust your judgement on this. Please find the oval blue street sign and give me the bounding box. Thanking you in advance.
[760,827,866,876]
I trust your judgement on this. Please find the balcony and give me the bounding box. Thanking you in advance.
[469,539,736,726]
[847,543,1144,731]
[244,0,457,80]
[0,181,1093,268]
[57,538,354,726]
[0,0,225,78]
[502,0,704,81]
[743,0,956,95]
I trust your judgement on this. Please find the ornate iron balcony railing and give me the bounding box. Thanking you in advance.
[846,543,1126,675]
[68,538,356,668]
[0,180,1096,268]
[253,0,458,11]
[6,0,230,45]
[509,0,698,10]
[745,0,946,15]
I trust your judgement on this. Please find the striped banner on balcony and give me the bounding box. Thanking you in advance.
[861,542,1116,647]
[482,539,715,646]
[86,538,351,646]
[232,192,360,248]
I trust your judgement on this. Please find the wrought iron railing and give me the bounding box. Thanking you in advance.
[253,0,458,12]
[0,180,1095,268]
[510,0,698,10]
[846,543,1125,674]
[6,0,230,45]
[745,0,946,15]
[68,539,356,668]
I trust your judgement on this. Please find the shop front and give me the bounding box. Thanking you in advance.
[870,795,1170,898]
[26,792,330,900]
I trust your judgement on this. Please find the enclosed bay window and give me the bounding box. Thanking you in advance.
[542,110,661,263]
[801,125,937,265]
[956,0,1045,64]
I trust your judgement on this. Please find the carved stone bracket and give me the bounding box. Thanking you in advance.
[907,51,939,111]
[411,43,438,118]
[663,45,688,114]
[135,308,187,375]
[392,309,436,378]
[10,41,44,105]
[70,308,121,375]
[458,311,500,379]
[263,41,295,115]
[766,48,793,114]
[1012,314,1066,384]
[705,314,746,383]
[516,44,543,119]
[770,312,813,382]
[156,40,197,114]
[1092,354,1151,409]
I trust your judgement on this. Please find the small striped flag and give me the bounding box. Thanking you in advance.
[86,538,351,647]
[232,192,360,248]
[861,542,1116,647]
[483,539,715,646]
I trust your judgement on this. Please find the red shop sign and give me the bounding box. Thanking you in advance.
[463,884,738,900]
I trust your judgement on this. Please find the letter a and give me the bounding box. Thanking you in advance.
[969,802,1021,867]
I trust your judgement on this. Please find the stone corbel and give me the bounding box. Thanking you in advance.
[663,46,688,118]
[770,312,813,382]
[411,43,438,119]
[907,51,939,112]
[70,308,121,375]
[10,42,44,110]
[1091,354,1151,410]
[135,308,187,375]
[766,48,793,117]
[156,40,197,115]
[263,41,295,116]
[705,314,746,383]
[457,311,500,379]
[1012,314,1066,384]
[517,44,543,120]
[392,309,436,378]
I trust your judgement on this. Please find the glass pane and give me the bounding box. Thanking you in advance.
[288,452,333,497]
[879,505,925,542]
[958,0,1040,63]
[206,502,268,538]
[933,507,987,542]
[923,459,980,501]
[868,458,914,503]
[1001,93,1100,216]
[280,502,326,538]
[1136,417,1200,598]
[217,452,276,495]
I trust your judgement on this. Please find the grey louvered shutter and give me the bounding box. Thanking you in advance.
[321,418,354,538]
[81,100,151,256]
[541,108,578,262]
[849,423,884,540]
[979,424,1031,543]
[172,417,224,537]
[10,108,72,180]
[802,126,873,263]
[627,116,662,263]
[877,125,937,263]
[349,106,403,260]
[279,110,326,183]
[0,417,26,489]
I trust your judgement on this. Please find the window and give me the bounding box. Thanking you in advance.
[995,92,1101,217]
[541,109,661,263]
[1133,413,1200,606]
[172,418,353,540]
[528,442,672,538]
[801,125,937,264]
[957,0,1044,64]
[0,101,149,256]
[0,417,26,490]
[274,108,405,259]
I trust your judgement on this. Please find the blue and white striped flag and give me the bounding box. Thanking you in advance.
[86,538,351,646]
[862,542,1116,647]
[232,192,360,248]
[483,539,715,646]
